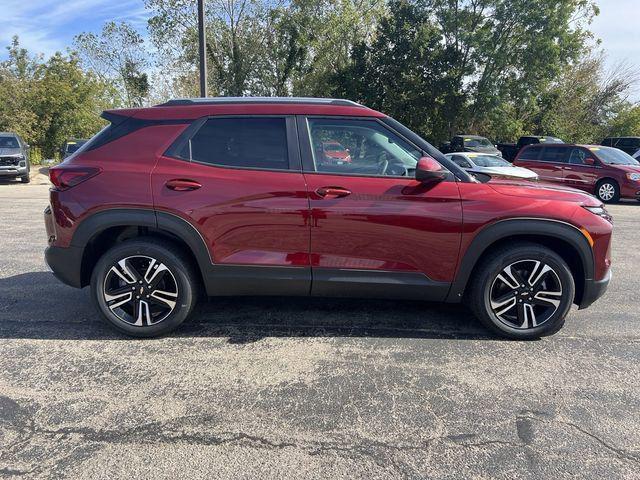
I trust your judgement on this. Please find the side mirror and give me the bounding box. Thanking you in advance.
[584,157,596,166]
[416,156,448,183]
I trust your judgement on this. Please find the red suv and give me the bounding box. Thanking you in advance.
[514,143,640,203]
[44,97,613,339]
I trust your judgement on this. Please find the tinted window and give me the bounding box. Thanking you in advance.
[0,136,20,149]
[568,148,588,165]
[307,118,422,177]
[184,117,289,170]
[518,146,541,160]
[617,138,640,148]
[540,146,569,163]
[451,155,472,168]
[601,138,613,146]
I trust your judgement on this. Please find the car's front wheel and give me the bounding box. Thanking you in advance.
[595,179,619,203]
[468,242,575,339]
[91,238,199,337]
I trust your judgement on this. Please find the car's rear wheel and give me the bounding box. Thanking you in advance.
[468,242,575,339]
[595,179,619,203]
[91,238,199,337]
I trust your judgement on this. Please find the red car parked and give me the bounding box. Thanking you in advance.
[45,97,612,339]
[514,143,640,203]
[320,141,352,164]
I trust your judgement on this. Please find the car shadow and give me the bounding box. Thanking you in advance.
[0,271,498,342]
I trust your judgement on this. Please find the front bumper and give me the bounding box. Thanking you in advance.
[578,269,611,309]
[45,245,84,288]
[0,165,28,177]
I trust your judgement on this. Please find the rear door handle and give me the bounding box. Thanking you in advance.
[316,186,351,198]
[165,179,202,191]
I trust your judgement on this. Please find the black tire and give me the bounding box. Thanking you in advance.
[91,237,199,337]
[20,175,30,183]
[595,179,620,203]
[467,242,575,340]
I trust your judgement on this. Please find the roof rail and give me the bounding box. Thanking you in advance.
[156,97,364,107]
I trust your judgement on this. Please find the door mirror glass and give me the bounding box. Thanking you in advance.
[416,156,447,183]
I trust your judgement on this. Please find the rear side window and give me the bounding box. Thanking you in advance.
[539,146,568,163]
[518,146,541,160]
[602,138,613,146]
[618,138,640,148]
[181,117,289,170]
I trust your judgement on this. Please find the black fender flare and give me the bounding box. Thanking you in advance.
[445,218,594,302]
[70,208,213,285]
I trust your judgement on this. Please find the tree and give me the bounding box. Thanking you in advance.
[74,22,150,107]
[330,1,458,140]
[144,0,386,97]
[0,37,116,158]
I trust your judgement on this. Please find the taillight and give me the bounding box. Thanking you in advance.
[49,166,101,191]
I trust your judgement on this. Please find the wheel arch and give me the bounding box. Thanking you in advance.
[446,218,594,305]
[72,209,211,288]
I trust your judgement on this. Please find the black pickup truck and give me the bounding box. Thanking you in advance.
[497,136,564,162]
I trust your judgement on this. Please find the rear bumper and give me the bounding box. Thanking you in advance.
[45,245,84,288]
[578,269,611,309]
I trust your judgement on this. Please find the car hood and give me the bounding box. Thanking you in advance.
[0,148,22,156]
[472,166,538,179]
[603,164,640,173]
[465,146,501,155]
[487,179,601,206]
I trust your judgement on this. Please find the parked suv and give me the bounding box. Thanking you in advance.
[514,143,640,203]
[44,97,612,339]
[0,132,30,183]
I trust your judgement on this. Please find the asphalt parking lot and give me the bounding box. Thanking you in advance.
[0,176,639,479]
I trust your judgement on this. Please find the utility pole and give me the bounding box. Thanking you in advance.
[197,0,208,97]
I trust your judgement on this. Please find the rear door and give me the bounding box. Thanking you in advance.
[523,146,567,184]
[298,116,463,300]
[563,147,599,192]
[153,115,311,295]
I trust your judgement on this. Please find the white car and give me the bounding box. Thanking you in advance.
[445,152,538,181]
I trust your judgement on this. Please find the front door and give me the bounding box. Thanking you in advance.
[153,115,311,295]
[298,116,463,300]
[563,147,599,192]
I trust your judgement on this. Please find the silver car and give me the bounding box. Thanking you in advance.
[0,133,30,183]
[446,152,538,181]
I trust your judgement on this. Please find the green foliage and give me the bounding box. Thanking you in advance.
[74,22,150,107]
[0,37,116,158]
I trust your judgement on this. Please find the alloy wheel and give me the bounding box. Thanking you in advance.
[489,259,563,330]
[102,255,178,326]
[598,183,615,201]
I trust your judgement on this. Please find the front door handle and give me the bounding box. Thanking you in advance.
[316,186,351,198]
[165,179,202,191]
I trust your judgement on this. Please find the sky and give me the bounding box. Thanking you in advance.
[1,0,639,81]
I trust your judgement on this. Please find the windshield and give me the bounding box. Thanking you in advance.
[65,141,86,154]
[464,137,493,148]
[469,155,511,167]
[589,146,639,165]
[0,136,19,149]
[539,137,564,144]
[324,144,345,152]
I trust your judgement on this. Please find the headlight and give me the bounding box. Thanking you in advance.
[583,205,612,223]
[626,173,640,181]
